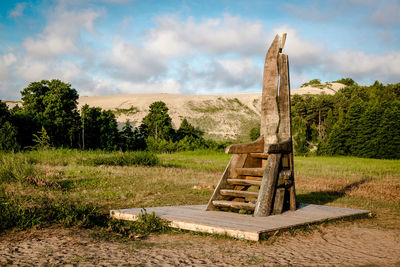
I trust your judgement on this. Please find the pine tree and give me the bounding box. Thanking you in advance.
[377,102,400,159]
[142,101,175,140]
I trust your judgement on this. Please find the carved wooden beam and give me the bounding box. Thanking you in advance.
[278,53,291,142]
[267,139,292,154]
[225,136,264,154]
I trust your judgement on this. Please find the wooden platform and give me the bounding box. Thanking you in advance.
[110,204,370,241]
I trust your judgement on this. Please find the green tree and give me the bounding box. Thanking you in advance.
[120,120,135,151]
[292,117,308,154]
[98,110,119,150]
[176,118,201,140]
[81,105,119,150]
[32,126,51,150]
[20,80,80,147]
[377,102,400,159]
[249,123,260,141]
[0,121,19,151]
[141,101,175,140]
[333,78,357,86]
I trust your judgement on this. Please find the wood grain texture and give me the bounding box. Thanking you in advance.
[225,136,264,154]
[261,34,286,150]
[236,168,265,176]
[110,204,370,241]
[273,188,285,214]
[278,53,291,142]
[227,179,262,186]
[206,154,247,211]
[212,200,256,211]
[254,153,282,217]
[220,189,258,199]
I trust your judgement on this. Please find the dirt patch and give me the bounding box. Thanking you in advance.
[1,223,399,266]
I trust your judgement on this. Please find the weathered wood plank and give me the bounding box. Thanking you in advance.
[236,168,264,176]
[206,154,247,211]
[249,153,269,159]
[267,139,292,154]
[244,175,262,181]
[110,204,371,241]
[277,169,292,187]
[272,188,285,214]
[225,136,264,154]
[261,34,286,151]
[212,200,256,211]
[278,53,291,142]
[254,153,282,216]
[220,189,258,199]
[227,179,262,186]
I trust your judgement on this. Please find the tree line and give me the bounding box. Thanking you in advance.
[289,78,400,159]
[0,79,228,152]
[2,78,400,158]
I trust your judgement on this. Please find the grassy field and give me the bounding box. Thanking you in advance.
[1,149,399,234]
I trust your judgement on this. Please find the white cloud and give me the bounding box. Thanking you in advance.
[147,14,266,57]
[8,2,27,18]
[106,38,167,81]
[22,7,100,58]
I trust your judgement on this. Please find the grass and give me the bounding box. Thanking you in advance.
[112,105,140,116]
[0,149,399,236]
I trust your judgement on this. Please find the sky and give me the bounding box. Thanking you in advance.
[0,0,399,100]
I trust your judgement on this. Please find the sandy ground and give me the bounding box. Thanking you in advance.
[1,222,399,266]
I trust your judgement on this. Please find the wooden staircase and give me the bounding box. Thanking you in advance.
[206,33,297,216]
[206,138,296,216]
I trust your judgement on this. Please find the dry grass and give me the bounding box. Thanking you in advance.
[1,150,399,231]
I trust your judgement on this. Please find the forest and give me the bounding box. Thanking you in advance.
[1,78,400,159]
[289,78,400,159]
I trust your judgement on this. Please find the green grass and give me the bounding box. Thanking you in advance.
[0,149,399,235]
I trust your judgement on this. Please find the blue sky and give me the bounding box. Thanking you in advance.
[1,0,399,100]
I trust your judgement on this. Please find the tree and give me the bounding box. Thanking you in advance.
[20,80,80,147]
[0,121,19,151]
[32,126,51,150]
[81,105,119,150]
[141,101,174,140]
[176,118,201,140]
[98,110,119,150]
[292,117,309,155]
[377,102,400,159]
[333,78,357,86]
[120,120,134,151]
[249,124,260,141]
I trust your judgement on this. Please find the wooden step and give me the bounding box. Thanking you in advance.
[212,200,256,211]
[236,168,264,176]
[249,153,269,159]
[227,179,262,186]
[220,189,259,198]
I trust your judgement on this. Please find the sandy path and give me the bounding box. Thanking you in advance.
[1,224,399,266]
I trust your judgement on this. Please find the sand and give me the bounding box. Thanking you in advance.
[1,223,399,266]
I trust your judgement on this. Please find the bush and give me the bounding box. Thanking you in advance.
[0,191,107,232]
[82,151,159,166]
[107,209,169,236]
[0,154,36,183]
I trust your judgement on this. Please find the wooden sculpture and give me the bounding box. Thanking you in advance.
[206,33,296,216]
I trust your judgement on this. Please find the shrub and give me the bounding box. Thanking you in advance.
[0,154,36,183]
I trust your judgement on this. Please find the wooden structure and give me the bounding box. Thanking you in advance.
[206,33,296,216]
[110,204,370,241]
[110,33,372,240]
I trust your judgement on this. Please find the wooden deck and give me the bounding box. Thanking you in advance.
[110,204,370,241]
